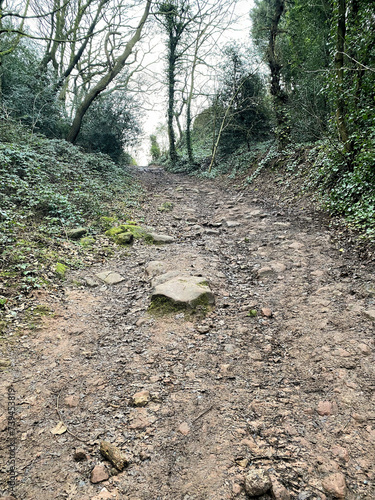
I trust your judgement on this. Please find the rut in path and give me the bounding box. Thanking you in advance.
[1,167,374,500]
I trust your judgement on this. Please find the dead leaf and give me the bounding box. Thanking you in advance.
[50,421,67,435]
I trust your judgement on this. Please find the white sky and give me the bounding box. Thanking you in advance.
[133,0,254,165]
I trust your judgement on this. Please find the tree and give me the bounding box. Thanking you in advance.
[77,90,141,162]
[155,0,193,166]
[66,0,151,143]
[251,0,290,150]
[150,134,161,161]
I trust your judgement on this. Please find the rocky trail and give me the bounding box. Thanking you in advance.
[1,167,374,500]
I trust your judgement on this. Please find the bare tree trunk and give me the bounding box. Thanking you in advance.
[66,0,151,143]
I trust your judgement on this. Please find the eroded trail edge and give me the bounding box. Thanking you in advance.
[1,168,374,500]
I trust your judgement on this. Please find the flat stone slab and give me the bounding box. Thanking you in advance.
[96,271,125,285]
[151,275,215,311]
[147,232,175,244]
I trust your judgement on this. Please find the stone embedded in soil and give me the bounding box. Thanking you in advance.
[178,422,190,435]
[74,448,88,461]
[271,477,291,500]
[96,271,125,285]
[90,464,109,484]
[363,309,375,321]
[322,472,347,499]
[261,307,273,317]
[151,275,215,312]
[358,343,371,355]
[331,445,349,462]
[0,358,11,367]
[317,401,337,416]
[132,390,150,407]
[257,267,274,278]
[64,395,79,407]
[146,260,166,277]
[225,220,240,228]
[85,276,99,287]
[100,441,130,471]
[147,232,175,244]
[271,262,286,273]
[244,468,272,496]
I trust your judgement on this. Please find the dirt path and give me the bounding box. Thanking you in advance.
[1,168,374,500]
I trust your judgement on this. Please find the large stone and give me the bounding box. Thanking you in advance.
[90,464,109,484]
[322,472,347,499]
[150,275,214,313]
[146,232,175,244]
[96,271,125,285]
[244,468,272,496]
[363,309,375,321]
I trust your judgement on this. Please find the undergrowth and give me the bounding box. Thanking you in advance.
[0,121,142,323]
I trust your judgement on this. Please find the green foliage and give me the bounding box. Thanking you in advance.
[77,91,142,163]
[1,39,68,137]
[150,135,161,162]
[0,120,141,260]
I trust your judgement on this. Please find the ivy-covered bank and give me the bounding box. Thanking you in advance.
[161,138,375,243]
[0,121,142,316]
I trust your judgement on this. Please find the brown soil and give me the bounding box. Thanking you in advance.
[1,167,374,500]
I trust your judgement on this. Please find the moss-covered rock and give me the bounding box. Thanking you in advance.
[149,275,214,317]
[55,262,67,278]
[115,232,133,245]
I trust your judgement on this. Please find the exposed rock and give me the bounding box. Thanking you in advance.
[150,275,214,313]
[96,271,125,285]
[151,270,184,287]
[289,241,305,250]
[178,422,190,435]
[363,309,375,321]
[64,395,79,407]
[85,277,99,287]
[317,401,337,416]
[257,267,274,278]
[146,232,175,244]
[225,220,240,228]
[67,227,88,240]
[358,343,371,355]
[261,308,272,317]
[146,261,166,277]
[271,477,291,500]
[271,262,286,273]
[322,472,347,498]
[0,358,11,367]
[90,464,109,484]
[74,448,88,461]
[132,390,150,407]
[331,445,349,462]
[100,441,130,471]
[244,468,272,496]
